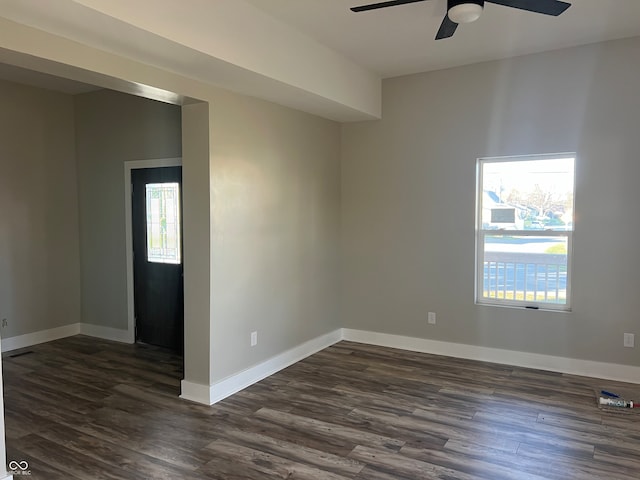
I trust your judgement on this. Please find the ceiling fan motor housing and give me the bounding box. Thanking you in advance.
[448,0,485,23]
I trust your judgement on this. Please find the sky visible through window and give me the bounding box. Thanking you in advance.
[482,156,574,231]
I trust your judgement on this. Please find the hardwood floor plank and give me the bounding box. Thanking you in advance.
[236,413,358,457]
[444,437,520,456]
[344,407,450,449]
[111,383,219,417]
[400,444,551,480]
[34,423,207,480]
[353,465,420,480]
[202,440,353,480]
[442,438,562,479]
[205,429,365,476]
[330,382,424,415]
[12,433,146,480]
[414,406,599,458]
[3,382,94,440]
[516,443,640,480]
[4,336,640,479]
[255,407,406,451]
[6,443,85,480]
[349,444,480,480]
[594,446,640,474]
[1,357,34,376]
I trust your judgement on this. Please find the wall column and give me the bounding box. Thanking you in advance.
[180,101,213,404]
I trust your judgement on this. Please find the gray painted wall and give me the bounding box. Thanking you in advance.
[0,79,80,338]
[73,87,342,385]
[74,89,182,330]
[341,37,640,366]
[181,101,212,386]
[209,91,342,382]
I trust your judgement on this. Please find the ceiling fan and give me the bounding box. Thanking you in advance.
[350,0,572,40]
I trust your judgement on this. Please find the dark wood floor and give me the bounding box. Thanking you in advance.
[3,335,640,479]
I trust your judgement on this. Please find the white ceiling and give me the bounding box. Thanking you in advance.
[0,0,381,120]
[0,0,639,119]
[246,0,640,78]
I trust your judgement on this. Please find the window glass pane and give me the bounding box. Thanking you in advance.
[482,158,574,231]
[145,182,181,264]
[482,234,568,305]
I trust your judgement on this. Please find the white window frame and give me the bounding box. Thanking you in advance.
[475,153,576,312]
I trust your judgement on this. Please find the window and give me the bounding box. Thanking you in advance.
[476,154,575,311]
[145,182,181,264]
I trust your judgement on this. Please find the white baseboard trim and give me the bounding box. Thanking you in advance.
[80,324,133,344]
[6,323,637,405]
[342,329,640,385]
[204,328,343,405]
[180,380,213,404]
[1,323,81,352]
[1,323,132,352]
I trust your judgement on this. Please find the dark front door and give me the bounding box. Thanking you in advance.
[131,166,184,352]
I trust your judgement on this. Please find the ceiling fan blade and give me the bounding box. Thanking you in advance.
[351,0,428,13]
[435,14,458,40]
[486,0,571,16]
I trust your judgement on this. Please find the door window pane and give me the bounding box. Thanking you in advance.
[145,182,181,264]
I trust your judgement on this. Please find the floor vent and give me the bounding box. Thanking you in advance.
[9,351,34,358]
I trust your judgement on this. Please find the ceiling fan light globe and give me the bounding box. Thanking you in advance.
[448,3,483,24]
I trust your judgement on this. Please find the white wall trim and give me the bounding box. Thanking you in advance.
[1,323,132,352]
[204,329,343,405]
[79,324,132,344]
[180,380,212,405]
[342,329,640,385]
[177,327,640,405]
[1,324,81,352]
[124,157,182,345]
[5,323,638,404]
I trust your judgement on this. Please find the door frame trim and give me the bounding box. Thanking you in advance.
[124,158,183,343]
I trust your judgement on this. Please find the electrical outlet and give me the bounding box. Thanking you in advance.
[251,331,258,347]
[624,333,635,348]
[428,312,436,325]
